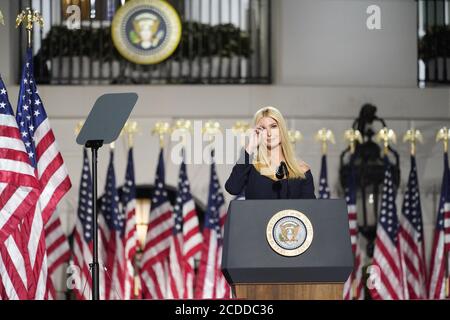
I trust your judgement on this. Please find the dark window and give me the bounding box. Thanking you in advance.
[417,0,450,86]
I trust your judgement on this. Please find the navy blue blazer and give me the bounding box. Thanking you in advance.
[225,149,316,199]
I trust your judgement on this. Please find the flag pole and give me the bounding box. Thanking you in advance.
[404,129,423,157]
[349,134,357,300]
[232,121,250,148]
[436,127,450,299]
[344,129,362,300]
[288,129,302,148]
[376,127,403,300]
[376,127,397,156]
[315,128,335,155]
[344,129,363,155]
[202,120,221,152]
[402,129,423,300]
[203,120,221,163]
[172,119,192,151]
[436,127,449,154]
[124,121,139,149]
[16,7,44,49]
[152,121,171,148]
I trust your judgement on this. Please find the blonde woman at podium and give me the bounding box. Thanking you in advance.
[225,106,316,199]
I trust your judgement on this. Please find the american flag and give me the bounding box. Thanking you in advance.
[195,150,231,299]
[399,155,427,299]
[0,76,40,300]
[370,157,404,300]
[318,155,330,199]
[166,152,202,299]
[44,211,71,299]
[0,230,31,299]
[140,148,173,299]
[120,147,139,299]
[0,76,39,243]
[99,149,125,300]
[16,48,71,299]
[72,148,94,300]
[45,274,57,300]
[343,158,365,300]
[428,152,450,299]
[16,48,71,225]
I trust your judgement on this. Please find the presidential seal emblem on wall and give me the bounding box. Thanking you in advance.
[266,209,313,257]
[111,0,182,64]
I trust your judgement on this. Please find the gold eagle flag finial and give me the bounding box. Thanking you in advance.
[123,121,139,148]
[202,121,221,158]
[376,127,397,156]
[315,128,335,155]
[172,119,193,148]
[288,130,303,147]
[403,128,423,156]
[231,121,250,134]
[151,121,171,148]
[16,8,44,47]
[344,129,363,155]
[202,120,221,142]
[74,121,84,136]
[172,119,192,132]
[436,127,450,154]
[232,121,250,147]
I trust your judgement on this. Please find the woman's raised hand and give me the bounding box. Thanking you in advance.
[245,126,265,155]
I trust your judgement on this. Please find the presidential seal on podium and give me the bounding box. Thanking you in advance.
[111,0,182,65]
[266,209,314,257]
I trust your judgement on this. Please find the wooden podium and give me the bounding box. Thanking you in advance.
[221,199,353,300]
[233,283,344,300]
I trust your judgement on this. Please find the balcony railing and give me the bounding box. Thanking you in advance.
[18,0,272,85]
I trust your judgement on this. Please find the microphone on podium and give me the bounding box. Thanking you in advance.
[275,161,289,179]
[275,161,290,198]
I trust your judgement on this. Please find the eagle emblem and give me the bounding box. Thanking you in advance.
[279,221,301,243]
[129,12,164,50]
[266,209,313,257]
[111,0,182,65]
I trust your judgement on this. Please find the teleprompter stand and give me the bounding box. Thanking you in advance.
[76,93,138,300]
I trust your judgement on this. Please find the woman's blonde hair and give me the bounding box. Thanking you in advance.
[253,106,306,179]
